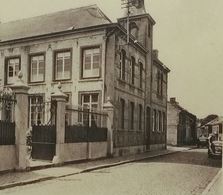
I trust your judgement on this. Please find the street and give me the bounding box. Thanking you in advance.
[1,148,222,195]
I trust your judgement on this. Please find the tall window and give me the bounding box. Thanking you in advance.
[130,102,134,129]
[29,95,44,127]
[82,47,101,78]
[158,111,162,132]
[120,50,126,80]
[130,56,135,85]
[6,57,20,84]
[54,50,71,80]
[162,112,166,132]
[81,93,99,127]
[139,104,142,130]
[120,98,125,129]
[148,24,151,38]
[139,62,143,88]
[157,71,163,96]
[152,109,156,132]
[30,54,45,82]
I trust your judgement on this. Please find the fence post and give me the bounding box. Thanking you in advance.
[103,97,114,157]
[51,83,67,165]
[11,72,30,170]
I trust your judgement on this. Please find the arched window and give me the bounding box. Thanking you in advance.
[130,22,139,40]
[139,62,143,88]
[130,56,135,85]
[120,49,126,80]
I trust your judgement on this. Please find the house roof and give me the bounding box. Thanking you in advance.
[0,5,111,42]
[205,116,223,126]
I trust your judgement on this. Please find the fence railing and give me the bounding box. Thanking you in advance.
[0,120,15,145]
[65,105,108,143]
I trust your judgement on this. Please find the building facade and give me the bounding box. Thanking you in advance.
[0,0,169,157]
[167,98,197,146]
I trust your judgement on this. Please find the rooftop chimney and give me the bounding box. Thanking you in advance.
[153,49,159,58]
[170,97,176,104]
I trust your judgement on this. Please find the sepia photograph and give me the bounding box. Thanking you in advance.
[0,0,222,194]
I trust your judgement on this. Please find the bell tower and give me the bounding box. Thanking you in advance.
[122,0,146,17]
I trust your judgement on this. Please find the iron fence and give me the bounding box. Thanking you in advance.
[65,105,108,143]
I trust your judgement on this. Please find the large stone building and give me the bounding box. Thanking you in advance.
[0,0,169,157]
[167,98,197,146]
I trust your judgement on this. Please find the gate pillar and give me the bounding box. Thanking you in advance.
[51,83,67,165]
[103,97,114,157]
[11,72,30,170]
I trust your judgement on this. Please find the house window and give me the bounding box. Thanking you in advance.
[139,104,142,130]
[130,102,134,129]
[81,93,99,127]
[148,24,151,38]
[6,57,20,84]
[162,112,166,132]
[30,54,45,82]
[120,98,125,129]
[120,50,126,80]
[54,50,71,80]
[152,109,156,132]
[130,56,135,85]
[139,62,143,88]
[82,47,101,78]
[158,111,162,132]
[157,71,163,97]
[29,95,44,127]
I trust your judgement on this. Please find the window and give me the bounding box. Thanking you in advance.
[148,24,151,38]
[6,57,20,84]
[130,22,139,39]
[30,54,45,82]
[54,50,71,80]
[130,56,135,85]
[158,111,162,132]
[120,98,125,129]
[130,102,134,129]
[139,62,143,88]
[157,71,163,97]
[82,47,101,78]
[139,104,142,130]
[81,93,99,127]
[120,50,126,80]
[162,112,166,132]
[152,109,156,132]
[29,95,44,127]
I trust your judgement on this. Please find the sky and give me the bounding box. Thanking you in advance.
[0,0,222,118]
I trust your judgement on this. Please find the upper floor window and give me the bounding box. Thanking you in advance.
[29,54,45,83]
[139,62,143,89]
[120,49,126,80]
[6,57,20,85]
[152,109,156,132]
[130,56,135,85]
[130,22,139,39]
[157,71,163,97]
[148,24,151,38]
[54,50,71,80]
[82,47,101,78]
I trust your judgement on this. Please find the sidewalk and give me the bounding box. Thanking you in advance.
[0,146,193,190]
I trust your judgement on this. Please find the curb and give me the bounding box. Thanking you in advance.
[0,148,191,190]
[201,169,222,195]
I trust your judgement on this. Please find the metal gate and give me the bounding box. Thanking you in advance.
[31,98,57,161]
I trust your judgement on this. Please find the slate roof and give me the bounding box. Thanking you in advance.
[205,116,223,126]
[0,5,112,42]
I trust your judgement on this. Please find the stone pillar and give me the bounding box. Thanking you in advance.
[103,97,114,157]
[11,72,30,170]
[51,83,67,165]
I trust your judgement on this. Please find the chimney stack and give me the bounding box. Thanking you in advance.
[170,97,176,104]
[153,49,159,58]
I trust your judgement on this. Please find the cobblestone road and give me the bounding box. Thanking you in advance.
[1,148,222,195]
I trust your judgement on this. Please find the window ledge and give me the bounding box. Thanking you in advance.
[51,80,73,85]
[28,82,46,86]
[79,78,103,83]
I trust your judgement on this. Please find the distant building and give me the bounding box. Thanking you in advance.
[204,116,223,141]
[167,98,197,146]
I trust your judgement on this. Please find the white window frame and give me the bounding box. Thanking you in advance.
[7,57,20,85]
[30,54,45,82]
[29,95,45,127]
[55,50,71,80]
[82,47,101,78]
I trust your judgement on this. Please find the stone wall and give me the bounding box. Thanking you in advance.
[0,145,16,172]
